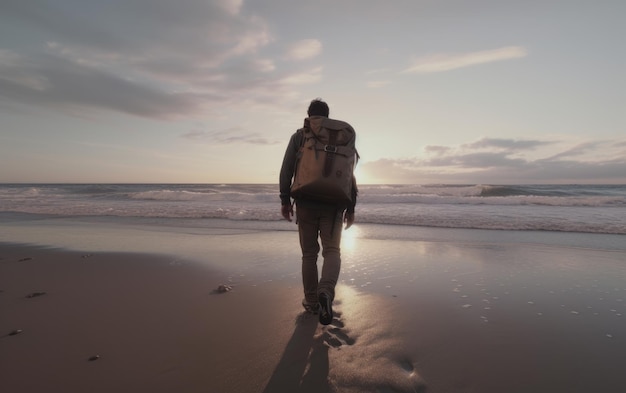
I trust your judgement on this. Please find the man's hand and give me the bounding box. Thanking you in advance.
[281,204,293,222]
[344,211,355,229]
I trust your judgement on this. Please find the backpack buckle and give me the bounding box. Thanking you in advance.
[324,145,337,153]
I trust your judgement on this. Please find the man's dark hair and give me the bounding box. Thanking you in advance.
[307,98,329,117]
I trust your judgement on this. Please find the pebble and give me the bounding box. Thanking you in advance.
[26,291,47,298]
[216,284,232,293]
[88,355,100,361]
[9,329,23,336]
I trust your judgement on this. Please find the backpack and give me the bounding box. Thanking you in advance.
[290,116,358,204]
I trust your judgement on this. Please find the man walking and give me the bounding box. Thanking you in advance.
[279,98,357,325]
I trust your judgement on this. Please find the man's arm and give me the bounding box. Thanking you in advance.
[344,177,358,229]
[279,132,300,220]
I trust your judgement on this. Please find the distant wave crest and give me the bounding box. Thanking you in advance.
[1,184,625,234]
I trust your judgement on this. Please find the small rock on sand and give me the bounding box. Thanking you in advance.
[26,291,47,298]
[215,284,232,294]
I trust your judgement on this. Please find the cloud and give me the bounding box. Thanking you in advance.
[285,39,323,61]
[542,141,601,161]
[424,145,452,155]
[367,80,391,88]
[215,0,244,15]
[181,128,280,145]
[279,67,323,86]
[426,151,526,168]
[0,0,322,119]
[422,137,555,167]
[361,137,626,184]
[0,51,201,119]
[403,46,528,74]
[462,137,554,151]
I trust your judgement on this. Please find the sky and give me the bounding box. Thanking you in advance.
[1,0,625,184]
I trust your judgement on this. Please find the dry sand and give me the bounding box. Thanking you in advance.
[2,230,626,393]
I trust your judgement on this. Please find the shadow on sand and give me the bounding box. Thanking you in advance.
[262,312,332,393]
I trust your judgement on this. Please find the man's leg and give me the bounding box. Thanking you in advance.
[316,209,342,325]
[318,209,343,301]
[296,205,321,306]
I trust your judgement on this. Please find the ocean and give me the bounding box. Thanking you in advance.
[1,183,625,235]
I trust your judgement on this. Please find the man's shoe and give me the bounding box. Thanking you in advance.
[302,299,320,314]
[318,292,333,325]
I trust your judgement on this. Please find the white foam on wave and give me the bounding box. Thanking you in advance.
[360,191,625,207]
[2,184,625,234]
[363,184,484,197]
[0,186,44,198]
[129,189,277,203]
[125,184,625,208]
[130,190,213,201]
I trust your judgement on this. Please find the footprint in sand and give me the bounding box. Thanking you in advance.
[328,327,356,346]
[330,316,345,328]
[26,291,47,298]
[323,314,356,348]
[399,358,416,374]
[324,334,344,348]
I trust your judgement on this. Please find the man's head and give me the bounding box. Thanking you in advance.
[307,98,329,117]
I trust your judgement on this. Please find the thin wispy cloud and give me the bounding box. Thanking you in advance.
[279,66,323,85]
[181,128,280,145]
[366,80,391,88]
[285,39,323,61]
[215,0,244,15]
[463,137,554,152]
[404,46,528,74]
[365,68,394,75]
[424,145,452,155]
[543,142,602,161]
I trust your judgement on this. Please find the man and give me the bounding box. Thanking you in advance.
[279,98,357,325]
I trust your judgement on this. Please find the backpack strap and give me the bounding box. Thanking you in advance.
[291,128,306,184]
[323,130,338,178]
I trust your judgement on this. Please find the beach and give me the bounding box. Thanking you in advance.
[2,216,626,393]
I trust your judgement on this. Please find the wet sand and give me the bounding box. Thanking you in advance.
[1,227,626,392]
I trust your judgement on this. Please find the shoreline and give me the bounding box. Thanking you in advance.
[1,214,625,259]
[2,221,626,392]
